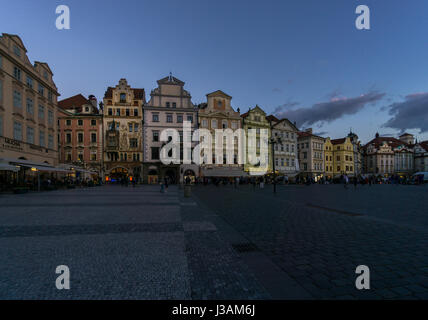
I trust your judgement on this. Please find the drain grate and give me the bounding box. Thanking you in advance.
[232,243,260,253]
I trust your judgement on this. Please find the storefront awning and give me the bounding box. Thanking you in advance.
[20,165,72,173]
[202,167,248,177]
[0,163,20,172]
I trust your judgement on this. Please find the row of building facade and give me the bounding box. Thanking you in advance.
[1,34,428,185]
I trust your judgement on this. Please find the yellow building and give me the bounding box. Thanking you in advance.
[324,137,355,179]
[103,79,145,182]
[0,33,64,188]
[241,106,272,176]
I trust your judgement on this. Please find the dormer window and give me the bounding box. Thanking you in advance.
[13,45,21,57]
[43,71,48,80]
[120,93,126,103]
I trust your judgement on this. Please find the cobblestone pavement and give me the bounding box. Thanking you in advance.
[0,185,268,299]
[1,183,427,299]
[191,183,428,300]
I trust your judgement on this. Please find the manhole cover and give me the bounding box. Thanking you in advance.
[232,243,260,253]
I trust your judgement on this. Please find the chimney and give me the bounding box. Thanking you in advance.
[89,95,97,108]
[305,128,313,134]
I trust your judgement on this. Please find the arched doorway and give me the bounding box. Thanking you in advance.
[184,169,196,183]
[109,167,129,183]
[148,169,158,185]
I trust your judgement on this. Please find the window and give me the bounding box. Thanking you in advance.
[0,80,2,102]
[38,83,44,96]
[66,119,71,126]
[120,93,126,103]
[91,133,97,143]
[126,109,130,116]
[152,114,159,122]
[26,98,34,115]
[337,166,341,172]
[337,156,340,161]
[222,120,228,129]
[90,153,97,161]
[66,153,72,162]
[166,114,173,123]
[14,67,21,80]
[66,133,72,143]
[0,55,2,68]
[211,119,217,128]
[134,109,138,117]
[27,127,34,144]
[202,119,208,128]
[48,110,54,125]
[129,138,138,148]
[134,123,139,132]
[48,91,53,102]
[153,131,159,142]
[43,71,48,80]
[108,108,113,116]
[26,76,33,89]
[91,119,96,126]
[116,109,120,116]
[13,90,22,108]
[172,102,177,108]
[0,115,2,135]
[78,119,83,126]
[177,115,183,123]
[78,153,83,161]
[13,45,21,57]
[48,134,53,149]
[39,130,45,147]
[231,121,238,129]
[166,102,170,108]
[151,147,160,160]
[129,123,133,132]
[77,132,84,143]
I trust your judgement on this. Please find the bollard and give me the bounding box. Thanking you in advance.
[184,185,191,198]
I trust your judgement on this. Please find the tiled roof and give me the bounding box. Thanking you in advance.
[419,141,428,152]
[266,115,280,123]
[297,131,325,139]
[58,94,89,110]
[363,136,406,149]
[104,87,145,100]
[331,138,346,145]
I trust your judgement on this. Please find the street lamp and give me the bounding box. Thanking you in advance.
[269,121,282,194]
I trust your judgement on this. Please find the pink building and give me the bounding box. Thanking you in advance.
[58,94,103,175]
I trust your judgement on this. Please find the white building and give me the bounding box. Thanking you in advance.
[268,116,299,180]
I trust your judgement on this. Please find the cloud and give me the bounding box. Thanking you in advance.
[274,91,385,127]
[273,100,300,114]
[314,131,328,136]
[272,88,283,93]
[382,92,428,133]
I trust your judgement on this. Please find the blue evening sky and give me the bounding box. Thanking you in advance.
[1,0,427,143]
